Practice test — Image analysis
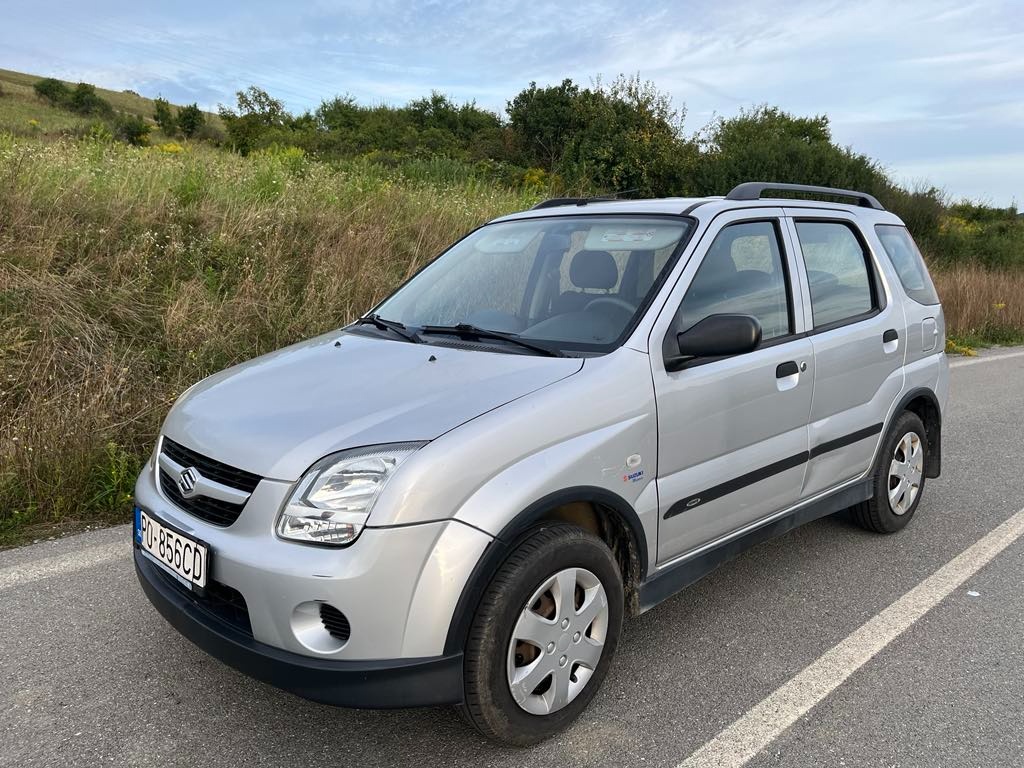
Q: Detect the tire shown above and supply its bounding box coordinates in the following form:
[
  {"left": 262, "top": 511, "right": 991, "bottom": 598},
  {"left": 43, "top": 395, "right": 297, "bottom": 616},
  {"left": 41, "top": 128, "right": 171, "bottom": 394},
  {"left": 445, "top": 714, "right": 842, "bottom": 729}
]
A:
[
  {"left": 458, "top": 524, "right": 624, "bottom": 746},
  {"left": 852, "top": 410, "right": 928, "bottom": 533}
]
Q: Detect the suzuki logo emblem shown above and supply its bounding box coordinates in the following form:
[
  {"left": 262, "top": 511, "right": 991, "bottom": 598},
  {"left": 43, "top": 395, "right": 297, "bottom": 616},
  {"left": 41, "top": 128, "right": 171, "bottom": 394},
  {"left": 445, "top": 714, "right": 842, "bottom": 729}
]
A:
[{"left": 177, "top": 467, "right": 199, "bottom": 497}]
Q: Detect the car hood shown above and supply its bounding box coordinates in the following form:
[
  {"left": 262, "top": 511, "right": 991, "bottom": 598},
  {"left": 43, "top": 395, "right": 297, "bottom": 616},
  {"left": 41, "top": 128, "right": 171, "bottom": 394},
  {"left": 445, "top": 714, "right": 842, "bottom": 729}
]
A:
[{"left": 161, "top": 331, "right": 584, "bottom": 480}]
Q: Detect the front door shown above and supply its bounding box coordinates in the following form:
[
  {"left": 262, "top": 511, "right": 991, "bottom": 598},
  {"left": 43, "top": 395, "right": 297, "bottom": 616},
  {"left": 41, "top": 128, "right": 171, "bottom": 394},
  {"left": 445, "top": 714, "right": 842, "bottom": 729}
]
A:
[{"left": 651, "top": 211, "right": 813, "bottom": 563}]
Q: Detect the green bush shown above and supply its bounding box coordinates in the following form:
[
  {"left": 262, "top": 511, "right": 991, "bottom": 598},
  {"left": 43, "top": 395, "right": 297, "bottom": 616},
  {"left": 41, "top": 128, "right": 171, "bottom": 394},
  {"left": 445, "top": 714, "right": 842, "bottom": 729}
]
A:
[
  {"left": 66, "top": 83, "right": 114, "bottom": 117},
  {"left": 177, "top": 103, "right": 205, "bottom": 137},
  {"left": 33, "top": 77, "right": 70, "bottom": 106},
  {"left": 112, "top": 113, "right": 151, "bottom": 146},
  {"left": 926, "top": 203, "right": 1024, "bottom": 269}
]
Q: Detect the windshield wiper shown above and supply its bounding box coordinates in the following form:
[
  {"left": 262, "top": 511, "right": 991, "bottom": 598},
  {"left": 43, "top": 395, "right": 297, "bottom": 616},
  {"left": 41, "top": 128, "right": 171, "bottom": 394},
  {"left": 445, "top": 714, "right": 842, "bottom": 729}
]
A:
[
  {"left": 353, "top": 313, "right": 422, "bottom": 344},
  {"left": 418, "top": 323, "right": 566, "bottom": 357}
]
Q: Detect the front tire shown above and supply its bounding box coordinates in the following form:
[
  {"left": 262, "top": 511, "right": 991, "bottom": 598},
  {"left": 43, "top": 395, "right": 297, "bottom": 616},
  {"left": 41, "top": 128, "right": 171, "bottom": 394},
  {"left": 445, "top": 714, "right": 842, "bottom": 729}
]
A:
[
  {"left": 853, "top": 410, "right": 928, "bottom": 533},
  {"left": 459, "top": 524, "right": 624, "bottom": 746}
]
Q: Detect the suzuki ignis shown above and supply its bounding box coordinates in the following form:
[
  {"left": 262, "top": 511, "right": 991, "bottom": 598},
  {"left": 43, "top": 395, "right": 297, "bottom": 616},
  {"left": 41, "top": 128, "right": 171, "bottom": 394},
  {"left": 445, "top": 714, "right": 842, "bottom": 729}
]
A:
[{"left": 134, "top": 182, "right": 948, "bottom": 745}]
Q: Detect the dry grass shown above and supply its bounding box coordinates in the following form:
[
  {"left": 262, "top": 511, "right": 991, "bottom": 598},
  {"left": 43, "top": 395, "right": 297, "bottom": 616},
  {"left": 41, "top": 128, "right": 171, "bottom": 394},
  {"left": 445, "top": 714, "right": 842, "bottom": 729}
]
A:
[
  {"left": 0, "top": 135, "right": 538, "bottom": 545},
  {"left": 931, "top": 266, "right": 1024, "bottom": 346}
]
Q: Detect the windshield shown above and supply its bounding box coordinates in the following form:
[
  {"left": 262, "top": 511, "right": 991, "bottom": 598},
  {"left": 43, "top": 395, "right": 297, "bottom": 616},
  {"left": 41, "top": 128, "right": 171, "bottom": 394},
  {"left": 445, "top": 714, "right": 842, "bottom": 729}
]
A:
[{"left": 372, "top": 215, "right": 692, "bottom": 354}]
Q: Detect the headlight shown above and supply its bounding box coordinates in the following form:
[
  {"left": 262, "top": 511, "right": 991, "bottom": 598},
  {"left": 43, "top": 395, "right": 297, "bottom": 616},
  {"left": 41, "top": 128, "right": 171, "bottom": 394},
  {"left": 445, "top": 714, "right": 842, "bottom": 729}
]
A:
[{"left": 277, "top": 443, "right": 424, "bottom": 546}]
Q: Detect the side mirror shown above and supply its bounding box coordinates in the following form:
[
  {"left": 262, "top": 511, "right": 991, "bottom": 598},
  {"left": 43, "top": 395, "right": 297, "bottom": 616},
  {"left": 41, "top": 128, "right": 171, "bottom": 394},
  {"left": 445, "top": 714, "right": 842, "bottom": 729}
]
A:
[{"left": 666, "top": 314, "right": 762, "bottom": 371}]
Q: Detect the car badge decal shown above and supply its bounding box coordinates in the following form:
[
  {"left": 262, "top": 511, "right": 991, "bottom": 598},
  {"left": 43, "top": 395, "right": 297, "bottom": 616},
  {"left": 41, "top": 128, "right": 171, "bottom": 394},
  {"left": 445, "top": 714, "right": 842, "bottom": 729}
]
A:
[{"left": 177, "top": 467, "right": 198, "bottom": 497}]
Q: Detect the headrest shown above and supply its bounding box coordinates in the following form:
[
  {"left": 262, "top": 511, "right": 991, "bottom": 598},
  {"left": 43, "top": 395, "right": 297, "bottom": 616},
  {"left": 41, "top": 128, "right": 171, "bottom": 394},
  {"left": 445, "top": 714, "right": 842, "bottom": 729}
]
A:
[
  {"left": 700, "top": 244, "right": 738, "bottom": 284},
  {"left": 569, "top": 250, "right": 618, "bottom": 290}
]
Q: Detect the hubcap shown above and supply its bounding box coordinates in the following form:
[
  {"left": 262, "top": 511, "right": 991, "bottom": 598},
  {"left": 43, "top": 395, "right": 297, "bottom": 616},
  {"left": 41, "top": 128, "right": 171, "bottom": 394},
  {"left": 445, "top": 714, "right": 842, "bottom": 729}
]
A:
[
  {"left": 506, "top": 567, "right": 609, "bottom": 715},
  {"left": 888, "top": 431, "right": 923, "bottom": 515}
]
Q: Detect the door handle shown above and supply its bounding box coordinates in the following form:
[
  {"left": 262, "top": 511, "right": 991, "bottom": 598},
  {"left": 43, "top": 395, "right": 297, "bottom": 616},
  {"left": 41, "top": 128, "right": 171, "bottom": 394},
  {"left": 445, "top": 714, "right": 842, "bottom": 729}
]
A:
[
  {"left": 882, "top": 329, "right": 899, "bottom": 343},
  {"left": 776, "top": 361, "right": 799, "bottom": 378}
]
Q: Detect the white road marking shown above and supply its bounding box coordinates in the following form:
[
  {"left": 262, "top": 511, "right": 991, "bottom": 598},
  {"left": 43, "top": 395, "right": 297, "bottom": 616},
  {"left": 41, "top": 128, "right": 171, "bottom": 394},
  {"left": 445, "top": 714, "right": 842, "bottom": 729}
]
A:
[
  {"left": 677, "top": 505, "right": 1024, "bottom": 768},
  {"left": 0, "top": 541, "right": 126, "bottom": 591},
  {"left": 950, "top": 349, "right": 1024, "bottom": 368}
]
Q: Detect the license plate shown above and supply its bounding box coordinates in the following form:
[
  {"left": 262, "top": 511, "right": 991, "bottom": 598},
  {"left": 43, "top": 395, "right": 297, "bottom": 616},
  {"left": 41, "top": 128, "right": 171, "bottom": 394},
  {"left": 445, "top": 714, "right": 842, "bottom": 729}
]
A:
[{"left": 134, "top": 507, "right": 208, "bottom": 588}]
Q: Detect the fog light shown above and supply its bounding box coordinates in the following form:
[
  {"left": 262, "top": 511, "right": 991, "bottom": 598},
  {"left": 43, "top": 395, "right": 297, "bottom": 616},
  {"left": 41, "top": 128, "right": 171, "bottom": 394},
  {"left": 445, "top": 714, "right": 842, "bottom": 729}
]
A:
[{"left": 291, "top": 601, "right": 350, "bottom": 652}]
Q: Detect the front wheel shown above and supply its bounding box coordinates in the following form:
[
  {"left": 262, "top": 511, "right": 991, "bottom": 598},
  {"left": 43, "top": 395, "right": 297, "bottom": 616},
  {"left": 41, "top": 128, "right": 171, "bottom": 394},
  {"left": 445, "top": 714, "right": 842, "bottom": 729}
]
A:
[{"left": 459, "top": 524, "right": 624, "bottom": 746}]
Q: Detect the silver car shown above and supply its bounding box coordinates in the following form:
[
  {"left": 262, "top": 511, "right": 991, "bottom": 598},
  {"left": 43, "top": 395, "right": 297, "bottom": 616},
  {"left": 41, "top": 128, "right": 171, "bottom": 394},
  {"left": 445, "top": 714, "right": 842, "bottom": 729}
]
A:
[{"left": 133, "top": 182, "right": 948, "bottom": 745}]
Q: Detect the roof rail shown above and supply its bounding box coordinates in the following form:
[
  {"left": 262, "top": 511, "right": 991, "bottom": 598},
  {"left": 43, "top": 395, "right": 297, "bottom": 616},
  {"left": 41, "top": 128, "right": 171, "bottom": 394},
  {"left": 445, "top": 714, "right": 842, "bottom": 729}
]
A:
[
  {"left": 725, "top": 182, "right": 885, "bottom": 211},
  {"left": 531, "top": 196, "right": 616, "bottom": 210}
]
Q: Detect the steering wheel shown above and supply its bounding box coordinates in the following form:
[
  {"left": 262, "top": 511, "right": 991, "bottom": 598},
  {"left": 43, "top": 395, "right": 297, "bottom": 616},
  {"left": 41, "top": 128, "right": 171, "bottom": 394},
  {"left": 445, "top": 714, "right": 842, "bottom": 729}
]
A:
[{"left": 584, "top": 296, "right": 636, "bottom": 314}]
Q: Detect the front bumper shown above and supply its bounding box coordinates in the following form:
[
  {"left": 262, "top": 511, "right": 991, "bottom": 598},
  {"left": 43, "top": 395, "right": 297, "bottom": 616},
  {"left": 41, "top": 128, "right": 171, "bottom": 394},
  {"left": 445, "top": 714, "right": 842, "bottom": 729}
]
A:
[
  {"left": 135, "top": 549, "right": 464, "bottom": 707},
  {"left": 133, "top": 455, "right": 492, "bottom": 661}
]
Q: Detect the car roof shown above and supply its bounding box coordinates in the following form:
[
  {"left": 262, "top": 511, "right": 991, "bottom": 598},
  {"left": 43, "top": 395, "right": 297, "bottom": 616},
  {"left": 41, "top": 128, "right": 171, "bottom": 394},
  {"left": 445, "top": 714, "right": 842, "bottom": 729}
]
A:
[{"left": 491, "top": 196, "right": 905, "bottom": 226}]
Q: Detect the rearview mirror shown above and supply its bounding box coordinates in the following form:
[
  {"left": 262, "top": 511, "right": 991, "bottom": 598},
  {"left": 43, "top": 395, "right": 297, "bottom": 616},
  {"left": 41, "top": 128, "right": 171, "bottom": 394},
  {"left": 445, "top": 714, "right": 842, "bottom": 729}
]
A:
[{"left": 666, "top": 314, "right": 762, "bottom": 371}]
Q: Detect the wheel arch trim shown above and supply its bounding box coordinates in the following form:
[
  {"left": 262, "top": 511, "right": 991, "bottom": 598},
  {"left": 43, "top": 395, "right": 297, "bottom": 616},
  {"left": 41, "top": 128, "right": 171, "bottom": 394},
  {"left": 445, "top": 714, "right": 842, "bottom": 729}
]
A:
[
  {"left": 887, "top": 386, "right": 942, "bottom": 478},
  {"left": 442, "top": 486, "right": 647, "bottom": 656}
]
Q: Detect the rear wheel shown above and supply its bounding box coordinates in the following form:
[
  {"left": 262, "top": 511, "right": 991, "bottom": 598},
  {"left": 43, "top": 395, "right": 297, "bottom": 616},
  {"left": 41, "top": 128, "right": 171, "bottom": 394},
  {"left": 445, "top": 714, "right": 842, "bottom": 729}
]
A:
[
  {"left": 459, "top": 524, "right": 623, "bottom": 746},
  {"left": 852, "top": 410, "right": 927, "bottom": 533}
]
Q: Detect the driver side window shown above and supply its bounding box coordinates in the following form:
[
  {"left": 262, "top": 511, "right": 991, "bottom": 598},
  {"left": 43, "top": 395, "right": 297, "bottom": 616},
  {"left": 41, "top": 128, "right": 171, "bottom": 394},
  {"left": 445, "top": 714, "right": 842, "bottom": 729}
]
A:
[{"left": 673, "top": 220, "right": 792, "bottom": 341}]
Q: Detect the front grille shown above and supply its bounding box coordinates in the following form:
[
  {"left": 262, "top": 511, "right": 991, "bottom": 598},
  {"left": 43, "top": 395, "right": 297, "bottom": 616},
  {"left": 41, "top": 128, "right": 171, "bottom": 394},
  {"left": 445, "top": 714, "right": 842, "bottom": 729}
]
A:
[
  {"left": 159, "top": 437, "right": 262, "bottom": 527},
  {"left": 162, "top": 438, "right": 261, "bottom": 493},
  {"left": 319, "top": 603, "right": 351, "bottom": 643},
  {"left": 159, "top": 470, "right": 246, "bottom": 526},
  {"left": 151, "top": 563, "right": 252, "bottom": 636}
]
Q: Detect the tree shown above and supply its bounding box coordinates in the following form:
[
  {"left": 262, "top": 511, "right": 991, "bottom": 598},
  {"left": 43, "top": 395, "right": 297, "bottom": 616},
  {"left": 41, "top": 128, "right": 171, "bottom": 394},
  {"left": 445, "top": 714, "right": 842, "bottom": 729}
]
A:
[
  {"left": 508, "top": 75, "right": 693, "bottom": 196},
  {"left": 315, "top": 95, "right": 361, "bottom": 133},
  {"left": 218, "top": 86, "right": 290, "bottom": 154},
  {"left": 176, "top": 103, "right": 205, "bottom": 138},
  {"left": 507, "top": 79, "right": 581, "bottom": 170},
  {"left": 407, "top": 92, "right": 503, "bottom": 159},
  {"left": 693, "top": 106, "right": 887, "bottom": 197},
  {"left": 234, "top": 86, "right": 287, "bottom": 124},
  {"left": 153, "top": 97, "right": 176, "bottom": 135},
  {"left": 558, "top": 75, "right": 692, "bottom": 196}
]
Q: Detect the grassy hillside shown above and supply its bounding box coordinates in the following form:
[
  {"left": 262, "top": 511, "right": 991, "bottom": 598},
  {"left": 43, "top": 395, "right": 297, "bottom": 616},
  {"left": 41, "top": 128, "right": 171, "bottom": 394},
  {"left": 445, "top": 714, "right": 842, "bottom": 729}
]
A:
[
  {"left": 0, "top": 68, "right": 165, "bottom": 114},
  {"left": 0, "top": 68, "right": 221, "bottom": 139}
]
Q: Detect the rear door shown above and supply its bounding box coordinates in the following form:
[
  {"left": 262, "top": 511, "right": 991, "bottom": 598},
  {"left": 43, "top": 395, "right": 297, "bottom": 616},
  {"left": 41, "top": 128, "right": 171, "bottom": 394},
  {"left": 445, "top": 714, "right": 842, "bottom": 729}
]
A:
[
  {"left": 783, "top": 211, "right": 905, "bottom": 498},
  {"left": 651, "top": 210, "right": 814, "bottom": 563}
]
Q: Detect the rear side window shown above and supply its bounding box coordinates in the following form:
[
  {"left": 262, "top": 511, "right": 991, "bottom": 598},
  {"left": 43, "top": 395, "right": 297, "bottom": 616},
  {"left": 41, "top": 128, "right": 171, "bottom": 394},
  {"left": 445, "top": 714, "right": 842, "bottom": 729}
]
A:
[
  {"left": 795, "top": 221, "right": 876, "bottom": 328},
  {"left": 674, "top": 220, "right": 792, "bottom": 340},
  {"left": 875, "top": 225, "right": 940, "bottom": 305}
]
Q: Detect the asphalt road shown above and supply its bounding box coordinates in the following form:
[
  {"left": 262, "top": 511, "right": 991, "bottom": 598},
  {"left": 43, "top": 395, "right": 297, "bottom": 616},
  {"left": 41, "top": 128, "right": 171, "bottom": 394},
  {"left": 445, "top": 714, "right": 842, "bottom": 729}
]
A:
[{"left": 2, "top": 349, "right": 1023, "bottom": 768}]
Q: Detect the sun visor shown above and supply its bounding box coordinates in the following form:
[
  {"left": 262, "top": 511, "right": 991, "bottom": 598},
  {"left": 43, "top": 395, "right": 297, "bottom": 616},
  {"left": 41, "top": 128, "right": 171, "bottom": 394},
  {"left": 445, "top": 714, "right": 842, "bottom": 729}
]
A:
[
  {"left": 583, "top": 223, "right": 686, "bottom": 251},
  {"left": 475, "top": 223, "right": 547, "bottom": 253}
]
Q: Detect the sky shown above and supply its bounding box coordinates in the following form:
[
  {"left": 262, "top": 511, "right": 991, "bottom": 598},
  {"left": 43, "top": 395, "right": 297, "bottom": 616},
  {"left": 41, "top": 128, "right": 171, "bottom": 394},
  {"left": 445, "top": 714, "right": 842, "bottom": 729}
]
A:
[{"left": 2, "top": 0, "right": 1021, "bottom": 206}]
